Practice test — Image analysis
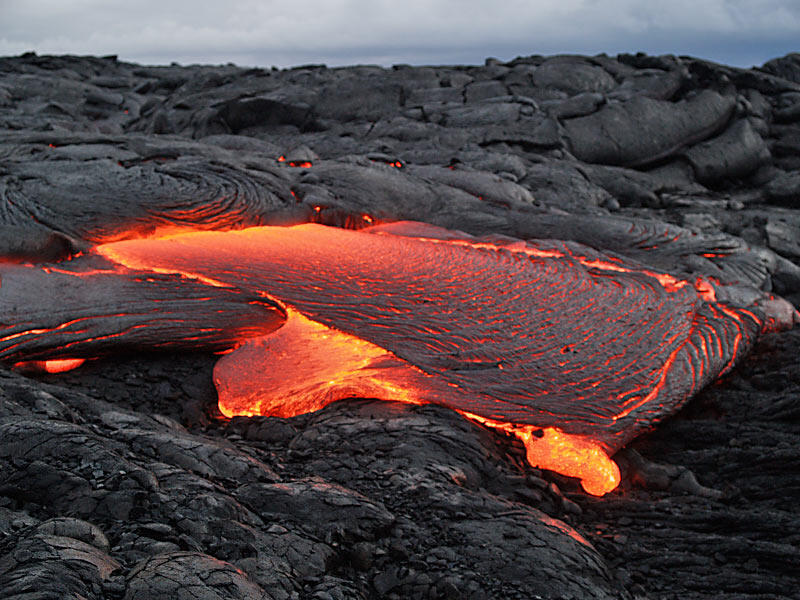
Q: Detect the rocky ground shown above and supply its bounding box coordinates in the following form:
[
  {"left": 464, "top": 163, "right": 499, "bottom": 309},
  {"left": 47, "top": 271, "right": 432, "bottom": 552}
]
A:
[{"left": 1, "top": 51, "right": 799, "bottom": 599}]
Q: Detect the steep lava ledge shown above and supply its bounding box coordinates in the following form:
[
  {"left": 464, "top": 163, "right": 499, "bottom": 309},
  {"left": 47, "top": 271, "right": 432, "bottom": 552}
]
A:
[{"left": 1, "top": 222, "right": 795, "bottom": 495}]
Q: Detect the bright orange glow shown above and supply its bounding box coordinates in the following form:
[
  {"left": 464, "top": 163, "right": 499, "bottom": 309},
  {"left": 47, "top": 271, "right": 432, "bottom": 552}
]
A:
[
  {"left": 42, "top": 358, "right": 86, "bottom": 373},
  {"left": 288, "top": 161, "right": 312, "bottom": 168},
  {"left": 15, "top": 358, "right": 86, "bottom": 373},
  {"left": 694, "top": 277, "right": 717, "bottom": 302},
  {"left": 213, "top": 303, "right": 621, "bottom": 493},
  {"left": 213, "top": 309, "right": 622, "bottom": 495},
  {"left": 579, "top": 258, "right": 690, "bottom": 293},
  {"left": 88, "top": 223, "right": 748, "bottom": 495},
  {"left": 215, "top": 308, "right": 427, "bottom": 417},
  {"left": 459, "top": 411, "right": 620, "bottom": 496},
  {"left": 56, "top": 222, "right": 790, "bottom": 497}
]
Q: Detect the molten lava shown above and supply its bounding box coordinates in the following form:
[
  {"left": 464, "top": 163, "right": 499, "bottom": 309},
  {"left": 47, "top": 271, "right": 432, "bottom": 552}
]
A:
[
  {"left": 214, "top": 307, "right": 428, "bottom": 417},
  {"left": 212, "top": 308, "right": 621, "bottom": 495},
  {"left": 2, "top": 222, "right": 794, "bottom": 495},
  {"left": 458, "top": 412, "right": 621, "bottom": 496},
  {"left": 14, "top": 358, "right": 87, "bottom": 373}
]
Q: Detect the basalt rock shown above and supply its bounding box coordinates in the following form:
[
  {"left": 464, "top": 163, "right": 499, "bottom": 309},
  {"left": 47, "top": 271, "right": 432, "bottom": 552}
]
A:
[
  {"left": 683, "top": 119, "right": 771, "bottom": 184},
  {"left": 563, "top": 90, "right": 736, "bottom": 167},
  {"left": 531, "top": 56, "right": 618, "bottom": 96},
  {"left": 761, "top": 52, "right": 800, "bottom": 85}
]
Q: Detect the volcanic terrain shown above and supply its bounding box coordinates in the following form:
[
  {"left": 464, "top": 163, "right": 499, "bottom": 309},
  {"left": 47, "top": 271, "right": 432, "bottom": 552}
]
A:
[{"left": 1, "top": 51, "right": 799, "bottom": 599}]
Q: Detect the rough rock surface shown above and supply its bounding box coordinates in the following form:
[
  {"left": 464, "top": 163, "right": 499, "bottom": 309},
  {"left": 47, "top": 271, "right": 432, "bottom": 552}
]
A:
[{"left": 1, "top": 50, "right": 800, "bottom": 599}]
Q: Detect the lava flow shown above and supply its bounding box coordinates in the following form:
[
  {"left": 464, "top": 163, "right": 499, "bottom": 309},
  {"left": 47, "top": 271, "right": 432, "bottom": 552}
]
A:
[
  {"left": 2, "top": 222, "right": 795, "bottom": 495},
  {"left": 211, "top": 307, "right": 622, "bottom": 495}
]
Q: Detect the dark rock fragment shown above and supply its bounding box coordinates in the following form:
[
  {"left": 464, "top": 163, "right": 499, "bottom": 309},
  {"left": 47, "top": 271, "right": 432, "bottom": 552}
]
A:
[
  {"left": 406, "top": 86, "right": 463, "bottom": 105},
  {"left": 0, "top": 136, "right": 297, "bottom": 241},
  {"left": 85, "top": 88, "right": 124, "bottom": 108},
  {"left": 775, "top": 99, "right": 800, "bottom": 123},
  {"left": 532, "top": 57, "right": 617, "bottom": 96},
  {"left": 520, "top": 160, "right": 615, "bottom": 209},
  {"left": 214, "top": 97, "right": 316, "bottom": 133},
  {"left": 287, "top": 400, "right": 622, "bottom": 599},
  {"left": 0, "top": 225, "right": 81, "bottom": 262},
  {"left": 766, "top": 218, "right": 800, "bottom": 260},
  {"left": 282, "top": 143, "right": 318, "bottom": 165},
  {"left": 236, "top": 479, "right": 394, "bottom": 542},
  {"left": 464, "top": 79, "right": 507, "bottom": 102},
  {"left": 481, "top": 114, "right": 561, "bottom": 148},
  {"left": 609, "top": 67, "right": 686, "bottom": 101},
  {"left": 577, "top": 164, "right": 660, "bottom": 207},
  {"left": 563, "top": 90, "right": 736, "bottom": 166},
  {"left": 406, "top": 164, "right": 536, "bottom": 207},
  {"left": 765, "top": 170, "right": 800, "bottom": 206},
  {"left": 124, "top": 552, "right": 269, "bottom": 600},
  {"left": 682, "top": 119, "right": 771, "bottom": 183},
  {"left": 771, "top": 124, "right": 800, "bottom": 157},
  {"left": 315, "top": 78, "right": 403, "bottom": 122},
  {"left": 34, "top": 517, "right": 110, "bottom": 551},
  {"left": 543, "top": 91, "right": 605, "bottom": 119},
  {"left": 0, "top": 263, "right": 285, "bottom": 362},
  {"left": 0, "top": 531, "right": 120, "bottom": 600},
  {"left": 761, "top": 52, "right": 800, "bottom": 84},
  {"left": 439, "top": 101, "right": 527, "bottom": 127}
]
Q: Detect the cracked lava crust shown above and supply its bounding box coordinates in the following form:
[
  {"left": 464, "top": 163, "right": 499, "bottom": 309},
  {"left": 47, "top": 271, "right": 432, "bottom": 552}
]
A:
[{"left": 1, "top": 221, "right": 796, "bottom": 495}]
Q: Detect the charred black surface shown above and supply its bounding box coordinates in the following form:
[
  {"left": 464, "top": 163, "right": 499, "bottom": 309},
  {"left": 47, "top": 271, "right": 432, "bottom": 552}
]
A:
[
  {"left": 1, "top": 51, "right": 800, "bottom": 599},
  {"left": 0, "top": 258, "right": 286, "bottom": 362}
]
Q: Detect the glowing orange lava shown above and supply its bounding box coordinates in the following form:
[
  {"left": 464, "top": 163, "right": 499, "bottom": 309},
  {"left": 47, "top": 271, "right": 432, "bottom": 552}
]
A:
[
  {"left": 214, "top": 308, "right": 427, "bottom": 417},
  {"left": 15, "top": 358, "right": 86, "bottom": 373},
  {"left": 11, "top": 221, "right": 787, "bottom": 497},
  {"left": 42, "top": 358, "right": 86, "bottom": 373},
  {"left": 459, "top": 411, "right": 620, "bottom": 495},
  {"left": 94, "top": 224, "right": 679, "bottom": 495},
  {"left": 213, "top": 309, "right": 619, "bottom": 495}
]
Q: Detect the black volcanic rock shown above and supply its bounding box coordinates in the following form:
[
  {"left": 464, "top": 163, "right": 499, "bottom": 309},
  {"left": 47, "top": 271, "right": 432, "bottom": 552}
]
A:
[
  {"left": 1, "top": 50, "right": 799, "bottom": 599},
  {"left": 765, "top": 169, "right": 800, "bottom": 206},
  {"left": 762, "top": 52, "right": 800, "bottom": 84},
  {"left": 563, "top": 90, "right": 736, "bottom": 167},
  {"left": 683, "top": 118, "right": 771, "bottom": 183},
  {"left": 531, "top": 56, "right": 618, "bottom": 95}
]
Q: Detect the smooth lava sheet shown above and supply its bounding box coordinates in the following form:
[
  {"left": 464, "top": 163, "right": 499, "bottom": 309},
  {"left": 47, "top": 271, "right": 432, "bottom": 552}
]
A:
[{"left": 3, "top": 222, "right": 796, "bottom": 494}]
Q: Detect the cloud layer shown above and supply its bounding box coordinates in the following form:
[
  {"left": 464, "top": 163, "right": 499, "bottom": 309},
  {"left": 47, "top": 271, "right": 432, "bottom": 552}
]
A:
[{"left": 1, "top": 0, "right": 798, "bottom": 68}]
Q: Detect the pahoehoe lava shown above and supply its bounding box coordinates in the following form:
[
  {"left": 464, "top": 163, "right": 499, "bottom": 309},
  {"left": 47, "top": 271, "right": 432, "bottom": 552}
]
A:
[{"left": 1, "top": 220, "right": 795, "bottom": 494}]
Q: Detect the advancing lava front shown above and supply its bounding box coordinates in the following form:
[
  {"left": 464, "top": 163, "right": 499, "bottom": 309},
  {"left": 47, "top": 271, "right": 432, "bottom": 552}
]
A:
[{"left": 1, "top": 221, "right": 794, "bottom": 495}]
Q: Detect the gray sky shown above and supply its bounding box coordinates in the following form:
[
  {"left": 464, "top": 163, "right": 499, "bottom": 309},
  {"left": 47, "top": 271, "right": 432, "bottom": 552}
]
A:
[{"left": 1, "top": 0, "right": 798, "bottom": 69}]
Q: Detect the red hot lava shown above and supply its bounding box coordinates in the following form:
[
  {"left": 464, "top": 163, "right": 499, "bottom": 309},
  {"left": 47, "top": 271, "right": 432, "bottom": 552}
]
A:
[{"left": 2, "top": 223, "right": 796, "bottom": 495}]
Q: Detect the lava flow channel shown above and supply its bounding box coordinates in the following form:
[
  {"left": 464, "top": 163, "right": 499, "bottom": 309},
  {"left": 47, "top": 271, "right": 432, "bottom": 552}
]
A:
[{"left": 2, "top": 222, "right": 794, "bottom": 495}]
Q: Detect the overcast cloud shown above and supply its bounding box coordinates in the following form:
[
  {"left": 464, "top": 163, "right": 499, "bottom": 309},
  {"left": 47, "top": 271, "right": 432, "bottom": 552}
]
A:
[{"left": 1, "top": 0, "right": 798, "bottom": 69}]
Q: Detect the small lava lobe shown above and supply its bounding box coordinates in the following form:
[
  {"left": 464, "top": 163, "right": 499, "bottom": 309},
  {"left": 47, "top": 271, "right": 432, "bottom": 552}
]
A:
[{"left": 1, "top": 221, "right": 796, "bottom": 495}]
